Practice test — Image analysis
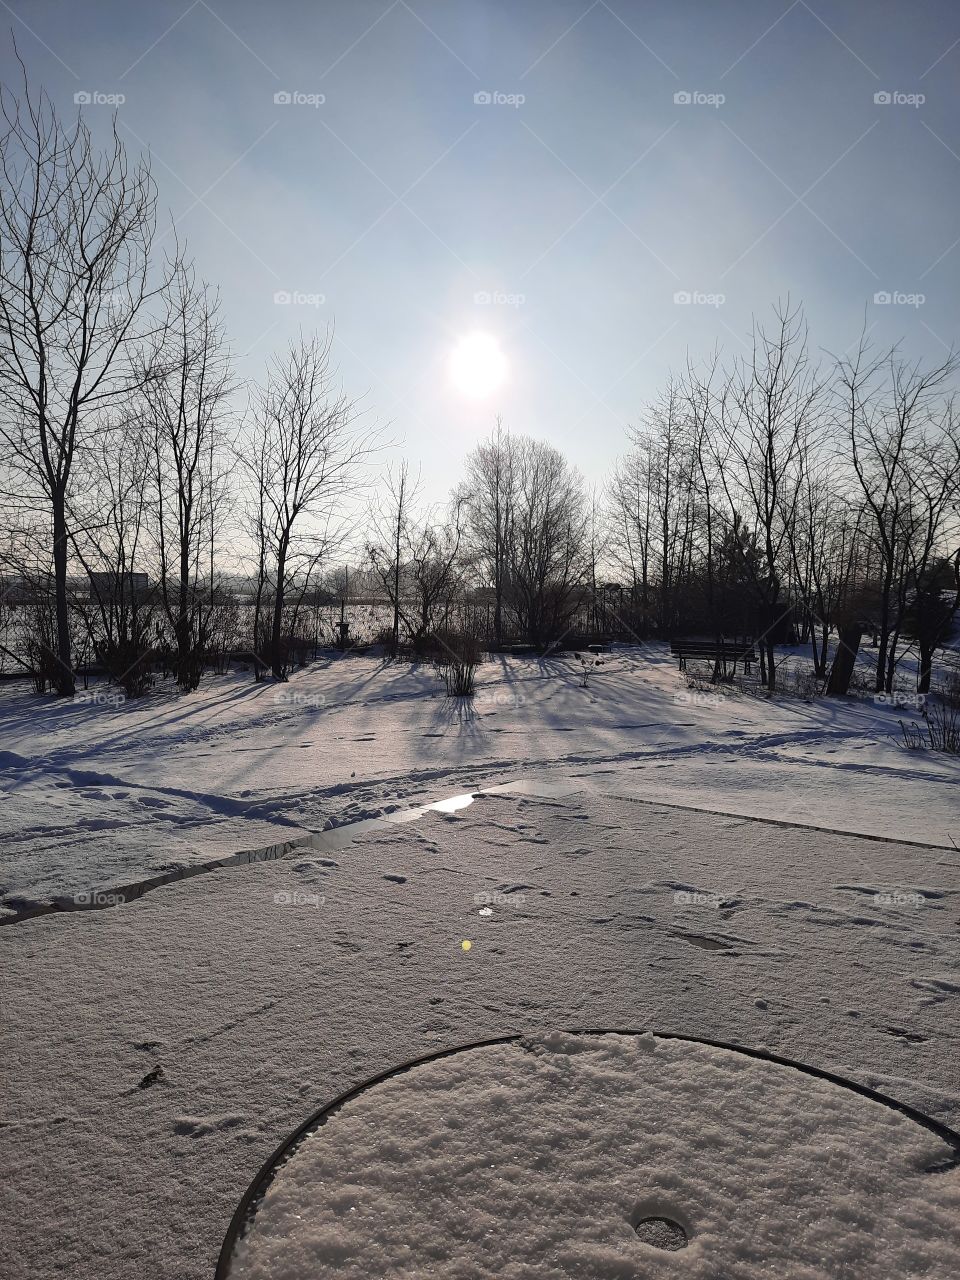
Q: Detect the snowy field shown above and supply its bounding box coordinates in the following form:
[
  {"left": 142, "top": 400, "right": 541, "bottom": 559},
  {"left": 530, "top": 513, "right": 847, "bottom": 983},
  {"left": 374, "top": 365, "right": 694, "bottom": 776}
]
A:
[
  {"left": 1, "top": 644, "right": 957, "bottom": 915},
  {"left": 2, "top": 644, "right": 959, "bottom": 1278}
]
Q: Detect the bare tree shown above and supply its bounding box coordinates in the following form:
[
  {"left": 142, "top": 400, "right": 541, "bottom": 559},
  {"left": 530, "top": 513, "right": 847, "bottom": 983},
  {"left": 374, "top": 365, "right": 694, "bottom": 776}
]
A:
[
  {"left": 367, "top": 460, "right": 418, "bottom": 655},
  {"left": 0, "top": 66, "right": 162, "bottom": 694},
  {"left": 835, "top": 336, "right": 958, "bottom": 691},
  {"left": 505, "top": 436, "right": 589, "bottom": 646},
  {"left": 69, "top": 424, "right": 156, "bottom": 696},
  {"left": 460, "top": 418, "right": 514, "bottom": 645},
  {"left": 406, "top": 500, "right": 464, "bottom": 647},
  {"left": 141, "top": 258, "right": 233, "bottom": 689},
  {"left": 607, "top": 431, "right": 654, "bottom": 630},
  {"left": 243, "top": 332, "right": 377, "bottom": 680},
  {"left": 714, "top": 303, "right": 823, "bottom": 688}
]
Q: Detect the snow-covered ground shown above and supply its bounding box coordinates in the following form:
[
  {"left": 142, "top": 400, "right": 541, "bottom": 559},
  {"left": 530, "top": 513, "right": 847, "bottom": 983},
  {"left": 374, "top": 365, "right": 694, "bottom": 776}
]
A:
[
  {"left": 1, "top": 645, "right": 956, "bottom": 915},
  {"left": 2, "top": 645, "right": 959, "bottom": 1278},
  {"left": 231, "top": 1033, "right": 960, "bottom": 1280}
]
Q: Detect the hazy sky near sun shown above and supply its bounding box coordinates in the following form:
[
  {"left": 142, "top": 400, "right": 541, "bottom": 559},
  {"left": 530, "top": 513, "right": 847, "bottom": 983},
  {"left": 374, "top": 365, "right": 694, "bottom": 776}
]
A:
[{"left": 2, "top": 0, "right": 959, "bottom": 501}]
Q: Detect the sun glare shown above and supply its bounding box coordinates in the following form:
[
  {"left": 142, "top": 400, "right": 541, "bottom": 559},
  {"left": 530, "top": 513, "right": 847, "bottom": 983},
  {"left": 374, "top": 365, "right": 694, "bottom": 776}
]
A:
[{"left": 448, "top": 332, "right": 508, "bottom": 399}]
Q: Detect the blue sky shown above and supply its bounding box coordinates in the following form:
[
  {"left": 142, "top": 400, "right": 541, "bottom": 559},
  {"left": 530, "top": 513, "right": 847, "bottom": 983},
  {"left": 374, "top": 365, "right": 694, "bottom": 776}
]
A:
[{"left": 2, "top": 0, "right": 959, "bottom": 499}]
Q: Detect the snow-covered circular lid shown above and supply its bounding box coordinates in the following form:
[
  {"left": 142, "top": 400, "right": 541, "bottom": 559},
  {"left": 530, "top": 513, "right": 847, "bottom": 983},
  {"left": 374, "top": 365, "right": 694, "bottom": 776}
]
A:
[{"left": 222, "top": 1032, "right": 960, "bottom": 1279}]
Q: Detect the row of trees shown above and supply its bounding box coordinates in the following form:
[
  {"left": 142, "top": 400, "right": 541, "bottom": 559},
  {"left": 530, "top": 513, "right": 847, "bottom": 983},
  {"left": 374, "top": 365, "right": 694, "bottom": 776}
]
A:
[
  {"left": 0, "top": 76, "right": 957, "bottom": 700},
  {"left": 606, "top": 306, "right": 960, "bottom": 693},
  {"left": 0, "top": 78, "right": 378, "bottom": 693},
  {"left": 366, "top": 423, "right": 590, "bottom": 655}
]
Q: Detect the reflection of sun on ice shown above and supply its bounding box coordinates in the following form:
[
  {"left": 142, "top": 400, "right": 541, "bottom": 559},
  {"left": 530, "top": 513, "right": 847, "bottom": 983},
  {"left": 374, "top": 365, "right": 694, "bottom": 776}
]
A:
[{"left": 448, "top": 332, "right": 508, "bottom": 398}]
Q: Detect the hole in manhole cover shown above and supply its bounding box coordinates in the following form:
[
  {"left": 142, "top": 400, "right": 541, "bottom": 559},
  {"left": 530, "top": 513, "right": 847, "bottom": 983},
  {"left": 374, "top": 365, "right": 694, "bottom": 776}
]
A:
[{"left": 633, "top": 1216, "right": 688, "bottom": 1250}]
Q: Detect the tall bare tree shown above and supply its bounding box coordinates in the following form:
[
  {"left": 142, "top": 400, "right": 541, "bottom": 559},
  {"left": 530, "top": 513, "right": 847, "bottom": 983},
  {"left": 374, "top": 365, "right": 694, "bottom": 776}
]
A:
[
  {"left": 142, "top": 258, "right": 232, "bottom": 689},
  {"left": 0, "top": 68, "right": 161, "bottom": 694},
  {"left": 460, "top": 418, "right": 514, "bottom": 645},
  {"left": 714, "top": 303, "right": 823, "bottom": 688},
  {"left": 835, "top": 336, "right": 958, "bottom": 691},
  {"left": 243, "top": 332, "right": 377, "bottom": 679},
  {"left": 505, "top": 436, "right": 589, "bottom": 646},
  {"left": 367, "top": 460, "right": 418, "bottom": 655}
]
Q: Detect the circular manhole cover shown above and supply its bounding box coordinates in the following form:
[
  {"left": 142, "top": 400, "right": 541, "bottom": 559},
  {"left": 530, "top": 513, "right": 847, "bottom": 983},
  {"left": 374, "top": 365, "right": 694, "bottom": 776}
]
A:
[{"left": 221, "top": 1032, "right": 960, "bottom": 1279}]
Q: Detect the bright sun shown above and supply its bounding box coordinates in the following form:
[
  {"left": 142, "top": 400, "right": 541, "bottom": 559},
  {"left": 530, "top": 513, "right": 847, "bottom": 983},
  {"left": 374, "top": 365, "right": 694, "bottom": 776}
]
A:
[{"left": 448, "top": 332, "right": 508, "bottom": 399}]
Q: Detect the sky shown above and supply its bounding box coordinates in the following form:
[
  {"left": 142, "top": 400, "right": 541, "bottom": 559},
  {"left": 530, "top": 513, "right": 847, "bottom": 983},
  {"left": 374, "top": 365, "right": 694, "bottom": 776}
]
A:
[{"left": 1, "top": 0, "right": 959, "bottom": 502}]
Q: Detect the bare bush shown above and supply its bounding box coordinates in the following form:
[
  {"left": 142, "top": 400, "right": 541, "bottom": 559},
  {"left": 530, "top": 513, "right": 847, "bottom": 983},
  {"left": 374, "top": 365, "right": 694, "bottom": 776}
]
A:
[
  {"left": 438, "top": 630, "right": 482, "bottom": 697},
  {"left": 899, "top": 695, "right": 960, "bottom": 754}
]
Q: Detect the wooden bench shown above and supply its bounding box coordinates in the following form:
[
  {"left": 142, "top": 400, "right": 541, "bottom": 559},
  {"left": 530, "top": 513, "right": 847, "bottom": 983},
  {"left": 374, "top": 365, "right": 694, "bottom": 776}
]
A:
[{"left": 669, "top": 638, "right": 758, "bottom": 674}]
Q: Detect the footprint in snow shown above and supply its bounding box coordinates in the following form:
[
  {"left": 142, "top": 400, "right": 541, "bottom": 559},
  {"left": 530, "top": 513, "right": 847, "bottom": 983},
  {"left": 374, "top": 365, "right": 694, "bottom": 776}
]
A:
[
  {"left": 674, "top": 932, "right": 735, "bottom": 953},
  {"left": 173, "top": 1114, "right": 245, "bottom": 1138}
]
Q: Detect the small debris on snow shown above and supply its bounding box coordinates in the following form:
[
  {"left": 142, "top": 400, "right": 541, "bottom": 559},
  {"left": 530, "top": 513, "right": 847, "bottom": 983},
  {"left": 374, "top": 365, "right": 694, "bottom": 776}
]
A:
[{"left": 136, "top": 1064, "right": 166, "bottom": 1090}]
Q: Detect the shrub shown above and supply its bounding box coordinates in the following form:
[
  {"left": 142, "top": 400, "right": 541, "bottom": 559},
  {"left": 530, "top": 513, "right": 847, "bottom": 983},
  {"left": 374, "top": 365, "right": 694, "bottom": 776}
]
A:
[
  {"left": 899, "top": 694, "right": 960, "bottom": 754},
  {"left": 436, "top": 629, "right": 482, "bottom": 698}
]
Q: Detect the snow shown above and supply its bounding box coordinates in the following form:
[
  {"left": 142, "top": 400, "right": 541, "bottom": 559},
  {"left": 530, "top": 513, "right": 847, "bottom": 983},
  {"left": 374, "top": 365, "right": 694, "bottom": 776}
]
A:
[
  {"left": 1, "top": 645, "right": 956, "bottom": 916},
  {"left": 228, "top": 1032, "right": 960, "bottom": 1280},
  {"left": 2, "top": 644, "right": 959, "bottom": 1278}
]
